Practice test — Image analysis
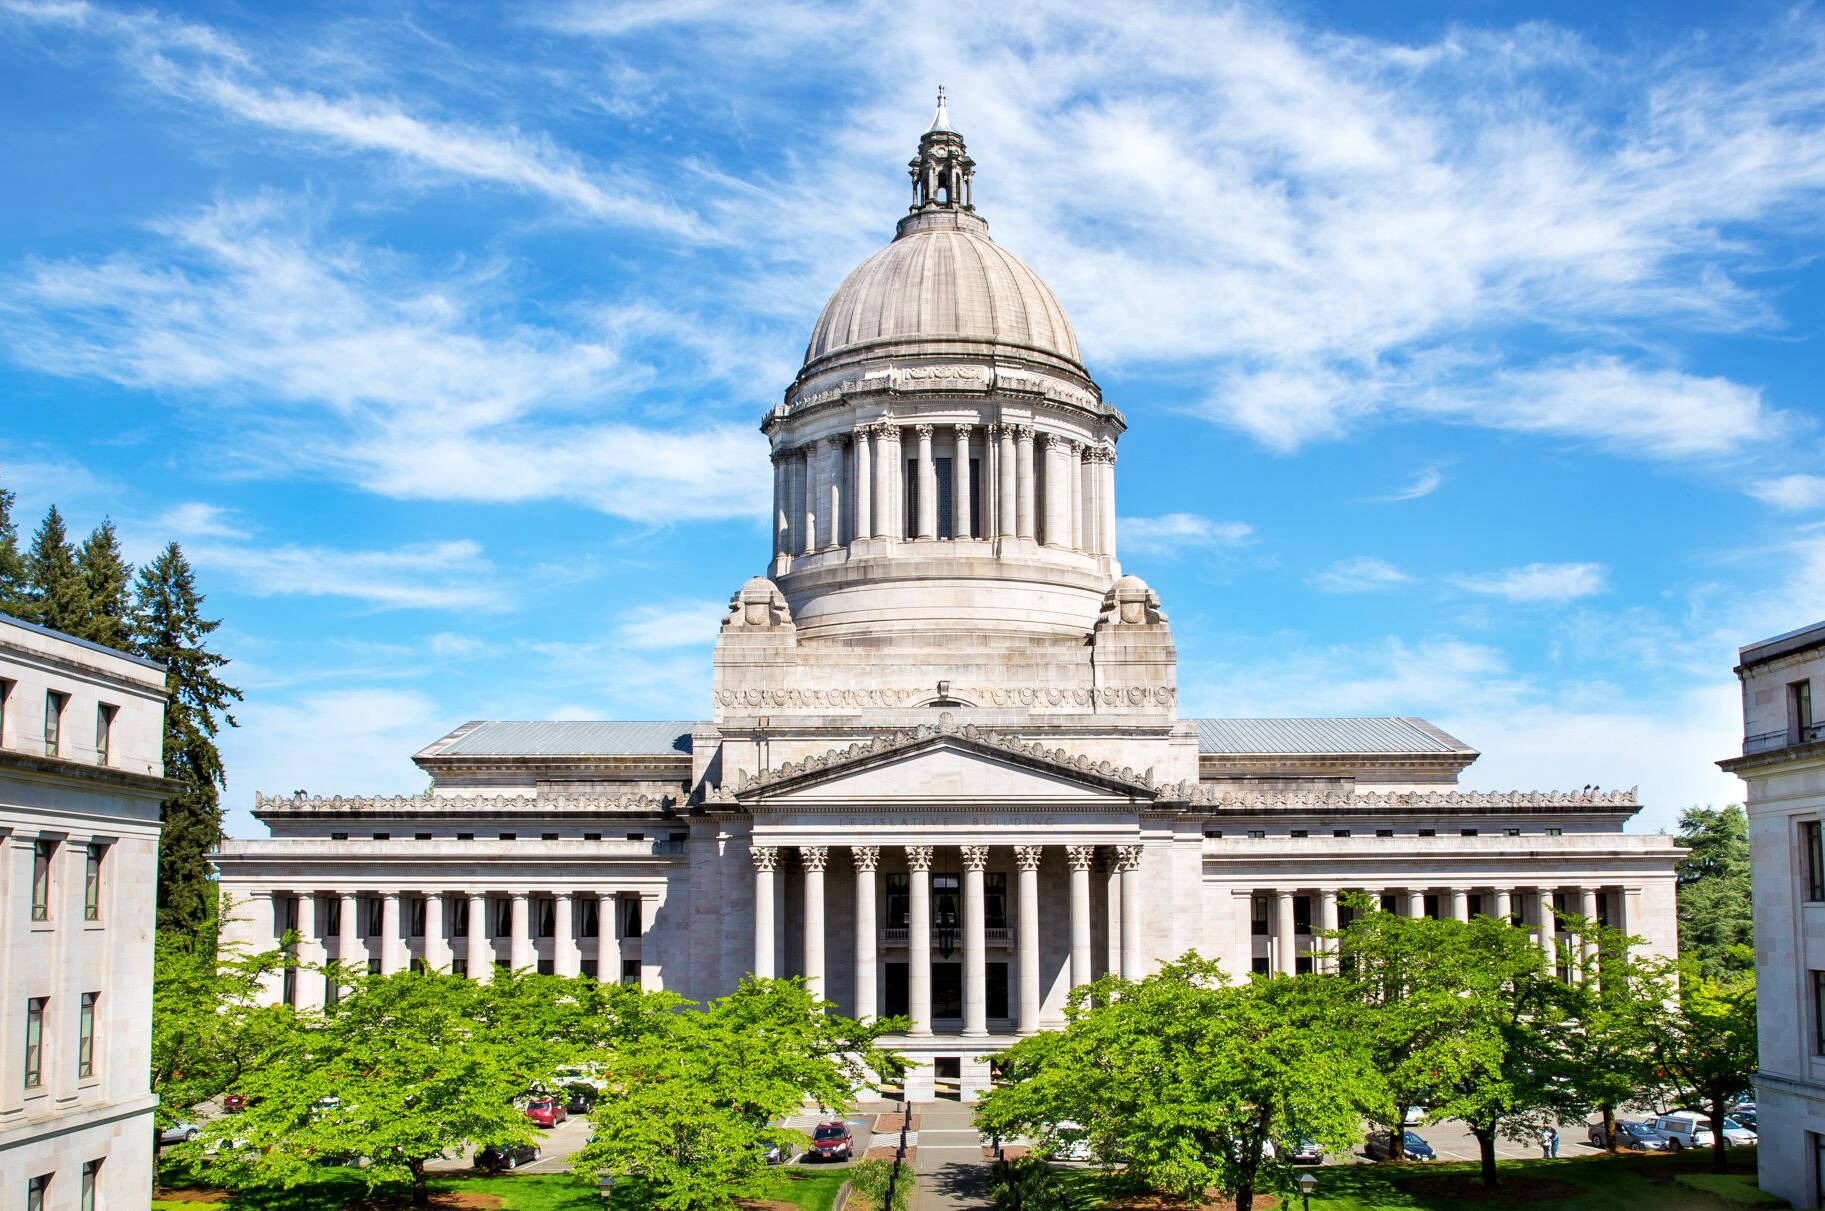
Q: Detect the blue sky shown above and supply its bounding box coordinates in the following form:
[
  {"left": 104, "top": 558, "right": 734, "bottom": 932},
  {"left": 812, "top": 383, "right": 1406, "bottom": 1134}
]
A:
[{"left": 3, "top": 0, "right": 1822, "bottom": 838}]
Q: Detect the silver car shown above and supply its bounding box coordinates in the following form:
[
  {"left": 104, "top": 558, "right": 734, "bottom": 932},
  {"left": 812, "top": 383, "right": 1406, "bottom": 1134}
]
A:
[{"left": 158, "top": 1122, "right": 200, "bottom": 1145}]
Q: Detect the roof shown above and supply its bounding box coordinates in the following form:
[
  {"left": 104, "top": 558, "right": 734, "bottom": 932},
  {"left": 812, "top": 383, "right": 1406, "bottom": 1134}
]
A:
[
  {"left": 0, "top": 611, "right": 166, "bottom": 673},
  {"left": 1738, "top": 620, "right": 1825, "bottom": 669},
  {"left": 430, "top": 721, "right": 696, "bottom": 759},
  {"left": 1192, "top": 717, "right": 1474, "bottom": 756}
]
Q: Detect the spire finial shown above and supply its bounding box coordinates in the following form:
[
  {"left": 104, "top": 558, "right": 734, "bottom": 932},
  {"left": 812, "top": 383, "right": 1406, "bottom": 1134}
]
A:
[
  {"left": 929, "top": 85, "right": 954, "bottom": 134},
  {"left": 910, "top": 92, "right": 973, "bottom": 213}
]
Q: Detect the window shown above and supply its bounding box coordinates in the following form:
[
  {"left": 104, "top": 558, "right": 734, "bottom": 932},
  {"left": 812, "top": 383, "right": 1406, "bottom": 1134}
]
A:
[
  {"left": 1805, "top": 821, "right": 1825, "bottom": 903},
  {"left": 324, "top": 896, "right": 341, "bottom": 934},
  {"left": 1203, "top": 830, "right": 1223, "bottom": 839},
  {"left": 1460, "top": 828, "right": 1478, "bottom": 837},
  {"left": 457, "top": 832, "right": 474, "bottom": 841},
  {"left": 885, "top": 874, "right": 910, "bottom": 929},
  {"left": 94, "top": 703, "right": 116, "bottom": 766},
  {"left": 1546, "top": 827, "right": 1564, "bottom": 837},
  {"left": 364, "top": 897, "right": 383, "bottom": 937},
  {"left": 583, "top": 832, "right": 602, "bottom": 842},
  {"left": 1290, "top": 829, "right": 1308, "bottom": 838},
  {"left": 44, "top": 689, "right": 67, "bottom": 755},
  {"left": 371, "top": 832, "right": 390, "bottom": 841},
  {"left": 620, "top": 958, "right": 640, "bottom": 986},
  {"left": 451, "top": 958, "right": 468, "bottom": 978},
  {"left": 32, "top": 840, "right": 54, "bottom": 921},
  {"left": 282, "top": 966, "right": 297, "bottom": 1007},
  {"left": 1251, "top": 895, "right": 1269, "bottom": 936},
  {"left": 1292, "top": 895, "right": 1312, "bottom": 932},
  {"left": 28, "top": 1175, "right": 49, "bottom": 1211},
  {"left": 25, "top": 997, "right": 47, "bottom": 1088},
  {"left": 499, "top": 832, "right": 517, "bottom": 841},
  {"left": 622, "top": 898, "right": 643, "bottom": 938},
  {"left": 535, "top": 897, "right": 556, "bottom": 939},
  {"left": 1503, "top": 827, "right": 1521, "bottom": 837},
  {"left": 1417, "top": 828, "right": 1436, "bottom": 838},
  {"left": 984, "top": 873, "right": 1008, "bottom": 930},
  {"left": 1423, "top": 894, "right": 1440, "bottom": 920},
  {"left": 494, "top": 898, "right": 512, "bottom": 938},
  {"left": 278, "top": 895, "right": 298, "bottom": 933},
  {"left": 409, "top": 897, "right": 427, "bottom": 938},
  {"left": 1794, "top": 678, "right": 1816, "bottom": 743},
  {"left": 414, "top": 832, "right": 431, "bottom": 841},
  {"left": 579, "top": 898, "right": 600, "bottom": 938},
  {"left": 986, "top": 961, "right": 1009, "bottom": 1018},
  {"left": 1333, "top": 829, "right": 1351, "bottom": 838},
  {"left": 450, "top": 897, "right": 469, "bottom": 937},
  {"left": 536, "top": 959, "right": 554, "bottom": 975},
  {"left": 1816, "top": 971, "right": 1825, "bottom": 1057},
  {"left": 1375, "top": 828, "right": 1393, "bottom": 838},
  {"left": 0, "top": 678, "right": 11, "bottom": 744},
  {"left": 625, "top": 832, "right": 645, "bottom": 842},
  {"left": 579, "top": 959, "right": 596, "bottom": 979},
  {"left": 330, "top": 832, "right": 348, "bottom": 841},
  {"left": 77, "top": 991, "right": 97, "bottom": 1077},
  {"left": 82, "top": 1160, "right": 101, "bottom": 1211},
  {"left": 541, "top": 832, "right": 559, "bottom": 841},
  {"left": 84, "top": 844, "right": 104, "bottom": 921},
  {"left": 1246, "top": 829, "right": 1266, "bottom": 840},
  {"left": 325, "top": 975, "right": 340, "bottom": 1007},
  {"left": 367, "top": 957, "right": 382, "bottom": 976}
]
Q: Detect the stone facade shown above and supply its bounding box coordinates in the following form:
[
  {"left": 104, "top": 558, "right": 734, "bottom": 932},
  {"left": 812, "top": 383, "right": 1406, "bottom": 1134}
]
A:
[
  {"left": 215, "top": 100, "right": 1682, "bottom": 1104},
  {"left": 0, "top": 614, "right": 169, "bottom": 1209},
  {"left": 1721, "top": 620, "right": 1825, "bottom": 1208}
]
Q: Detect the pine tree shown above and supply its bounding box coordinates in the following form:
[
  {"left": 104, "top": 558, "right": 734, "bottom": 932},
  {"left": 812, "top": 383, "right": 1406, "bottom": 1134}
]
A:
[
  {"left": 134, "top": 543, "right": 243, "bottom": 933},
  {"left": 24, "top": 505, "right": 89, "bottom": 634},
  {"left": 0, "top": 474, "right": 26, "bottom": 617},
  {"left": 74, "top": 518, "right": 135, "bottom": 651}
]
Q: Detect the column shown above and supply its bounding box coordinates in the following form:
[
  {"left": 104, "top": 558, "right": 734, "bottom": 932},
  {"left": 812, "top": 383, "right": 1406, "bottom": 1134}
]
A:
[
  {"left": 801, "top": 847, "right": 828, "bottom": 998},
  {"left": 1273, "top": 889, "right": 1296, "bottom": 975},
  {"left": 1078, "top": 444, "right": 1096, "bottom": 551},
  {"left": 872, "top": 427, "right": 897, "bottom": 539},
  {"left": 853, "top": 847, "right": 879, "bottom": 1021},
  {"left": 1318, "top": 889, "right": 1339, "bottom": 974},
  {"left": 906, "top": 846, "right": 933, "bottom": 1036},
  {"left": 1407, "top": 888, "right": 1426, "bottom": 918},
  {"left": 820, "top": 437, "right": 844, "bottom": 549},
  {"left": 554, "top": 893, "right": 579, "bottom": 977},
  {"left": 466, "top": 892, "right": 488, "bottom": 980},
  {"left": 751, "top": 847, "right": 777, "bottom": 979},
  {"left": 1622, "top": 886, "right": 1643, "bottom": 959},
  {"left": 915, "top": 425, "right": 937, "bottom": 539},
  {"left": 378, "top": 892, "right": 401, "bottom": 974},
  {"left": 1494, "top": 888, "right": 1513, "bottom": 923},
  {"left": 1015, "top": 846, "right": 1042, "bottom": 1033},
  {"left": 953, "top": 424, "right": 973, "bottom": 539},
  {"left": 1015, "top": 425, "right": 1037, "bottom": 540},
  {"left": 424, "top": 892, "right": 449, "bottom": 973},
  {"left": 1104, "top": 851, "right": 1123, "bottom": 978},
  {"left": 338, "top": 892, "right": 359, "bottom": 982},
  {"left": 597, "top": 893, "right": 620, "bottom": 983},
  {"left": 1118, "top": 846, "right": 1143, "bottom": 981},
  {"left": 509, "top": 892, "right": 532, "bottom": 972},
  {"left": 772, "top": 451, "right": 789, "bottom": 559},
  {"left": 853, "top": 428, "right": 872, "bottom": 541},
  {"left": 1359, "top": 887, "right": 1381, "bottom": 915},
  {"left": 1041, "top": 434, "right": 1069, "bottom": 546},
  {"left": 1450, "top": 888, "right": 1469, "bottom": 923},
  {"left": 1066, "top": 845, "right": 1094, "bottom": 990},
  {"left": 1580, "top": 887, "right": 1600, "bottom": 978},
  {"left": 1099, "top": 445, "right": 1117, "bottom": 558},
  {"left": 638, "top": 892, "right": 660, "bottom": 990},
  {"left": 1536, "top": 887, "right": 1558, "bottom": 968},
  {"left": 996, "top": 424, "right": 1017, "bottom": 539},
  {"left": 961, "top": 845, "right": 988, "bottom": 1037}
]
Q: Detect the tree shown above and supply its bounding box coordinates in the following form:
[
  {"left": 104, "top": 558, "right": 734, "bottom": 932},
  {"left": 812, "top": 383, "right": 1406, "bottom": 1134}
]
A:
[
  {"left": 570, "top": 976, "right": 904, "bottom": 1211},
  {"left": 74, "top": 518, "right": 134, "bottom": 650},
  {"left": 22, "top": 504, "right": 88, "bottom": 634},
  {"left": 1652, "top": 955, "right": 1757, "bottom": 1175},
  {"left": 182, "top": 969, "right": 638, "bottom": 1206},
  {"left": 1558, "top": 918, "right": 1672, "bottom": 1153},
  {"left": 133, "top": 544, "right": 241, "bottom": 932},
  {"left": 976, "top": 957, "right": 1378, "bottom": 1211},
  {"left": 0, "top": 472, "right": 26, "bottom": 616},
  {"left": 1675, "top": 806, "right": 1754, "bottom": 980}
]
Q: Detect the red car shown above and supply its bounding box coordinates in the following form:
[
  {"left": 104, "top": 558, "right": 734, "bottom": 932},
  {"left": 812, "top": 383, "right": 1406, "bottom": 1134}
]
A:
[
  {"left": 808, "top": 1120, "right": 853, "bottom": 1161},
  {"left": 525, "top": 1096, "right": 567, "bottom": 1128},
  {"left": 222, "top": 1094, "right": 259, "bottom": 1113}
]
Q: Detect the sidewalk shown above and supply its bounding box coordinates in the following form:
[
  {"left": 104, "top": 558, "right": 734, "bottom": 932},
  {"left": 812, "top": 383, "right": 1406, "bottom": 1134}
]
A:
[{"left": 913, "top": 1100, "right": 991, "bottom": 1211}]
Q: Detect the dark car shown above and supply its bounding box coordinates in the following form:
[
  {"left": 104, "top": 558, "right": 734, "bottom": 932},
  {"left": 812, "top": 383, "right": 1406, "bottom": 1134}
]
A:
[
  {"left": 525, "top": 1096, "right": 567, "bottom": 1128},
  {"left": 808, "top": 1121, "right": 854, "bottom": 1162},
  {"left": 1588, "top": 1120, "right": 1672, "bottom": 1152},
  {"left": 476, "top": 1142, "right": 540, "bottom": 1171},
  {"left": 1365, "top": 1130, "right": 1435, "bottom": 1161},
  {"left": 564, "top": 1088, "right": 596, "bottom": 1116}
]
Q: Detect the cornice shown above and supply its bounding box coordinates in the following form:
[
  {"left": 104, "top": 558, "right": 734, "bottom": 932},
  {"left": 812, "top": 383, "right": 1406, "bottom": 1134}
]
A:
[
  {"left": 252, "top": 791, "right": 677, "bottom": 820},
  {"left": 1178, "top": 787, "right": 1641, "bottom": 812},
  {"left": 0, "top": 748, "right": 180, "bottom": 797}
]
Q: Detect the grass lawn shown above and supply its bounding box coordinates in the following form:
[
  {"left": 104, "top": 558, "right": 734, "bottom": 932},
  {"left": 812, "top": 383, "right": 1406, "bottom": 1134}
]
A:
[
  {"left": 768, "top": 1169, "right": 850, "bottom": 1211},
  {"left": 1057, "top": 1147, "right": 1778, "bottom": 1210}
]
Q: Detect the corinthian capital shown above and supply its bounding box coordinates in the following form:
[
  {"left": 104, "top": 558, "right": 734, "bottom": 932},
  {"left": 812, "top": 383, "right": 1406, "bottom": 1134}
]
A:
[
  {"left": 914, "top": 423, "right": 935, "bottom": 441},
  {"left": 960, "top": 845, "right": 990, "bottom": 871},
  {"left": 1014, "top": 424, "right": 1036, "bottom": 442},
  {"left": 799, "top": 845, "right": 829, "bottom": 872},
  {"left": 1014, "top": 845, "right": 1044, "bottom": 872},
  {"left": 1065, "top": 845, "right": 1095, "bottom": 871},
  {"left": 750, "top": 845, "right": 779, "bottom": 873},
  {"left": 1116, "top": 845, "right": 1143, "bottom": 873},
  {"left": 852, "top": 845, "right": 880, "bottom": 872},
  {"left": 904, "top": 845, "right": 933, "bottom": 871}
]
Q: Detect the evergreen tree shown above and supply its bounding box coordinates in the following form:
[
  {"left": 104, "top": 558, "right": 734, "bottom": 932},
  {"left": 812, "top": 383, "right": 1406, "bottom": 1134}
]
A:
[
  {"left": 0, "top": 473, "right": 26, "bottom": 617},
  {"left": 23, "top": 505, "right": 88, "bottom": 634},
  {"left": 134, "top": 543, "right": 242, "bottom": 932},
  {"left": 1675, "top": 805, "right": 1754, "bottom": 979},
  {"left": 74, "top": 518, "right": 134, "bottom": 651}
]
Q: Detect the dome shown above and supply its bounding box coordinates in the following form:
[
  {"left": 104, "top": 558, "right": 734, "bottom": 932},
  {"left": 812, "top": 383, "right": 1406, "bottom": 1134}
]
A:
[{"left": 802, "top": 212, "right": 1083, "bottom": 372}]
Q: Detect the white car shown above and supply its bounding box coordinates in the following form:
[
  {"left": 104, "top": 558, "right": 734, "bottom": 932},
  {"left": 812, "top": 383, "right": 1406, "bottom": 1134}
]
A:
[
  {"left": 1043, "top": 1121, "right": 1092, "bottom": 1161},
  {"left": 1719, "top": 1116, "right": 1758, "bottom": 1145},
  {"left": 1650, "top": 1112, "right": 1715, "bottom": 1150},
  {"left": 158, "top": 1122, "right": 200, "bottom": 1145}
]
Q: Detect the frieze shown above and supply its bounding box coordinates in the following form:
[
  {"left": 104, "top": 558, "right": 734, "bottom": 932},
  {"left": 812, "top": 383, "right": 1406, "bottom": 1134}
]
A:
[
  {"left": 713, "top": 685, "right": 1175, "bottom": 709},
  {"left": 1167, "top": 787, "right": 1641, "bottom": 810},
  {"left": 253, "top": 791, "right": 676, "bottom": 815}
]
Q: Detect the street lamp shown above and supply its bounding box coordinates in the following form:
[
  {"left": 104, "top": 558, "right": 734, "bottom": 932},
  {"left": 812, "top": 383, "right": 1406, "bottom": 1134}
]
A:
[{"left": 1297, "top": 1171, "right": 1317, "bottom": 1211}]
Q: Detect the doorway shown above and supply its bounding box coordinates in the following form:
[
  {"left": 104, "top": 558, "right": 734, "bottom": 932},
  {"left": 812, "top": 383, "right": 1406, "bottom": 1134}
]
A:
[{"left": 933, "top": 1056, "right": 962, "bottom": 1100}]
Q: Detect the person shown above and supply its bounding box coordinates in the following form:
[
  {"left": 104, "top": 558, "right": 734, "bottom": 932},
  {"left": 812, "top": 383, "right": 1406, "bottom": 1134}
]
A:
[
  {"left": 1550, "top": 1126, "right": 1560, "bottom": 1158},
  {"left": 1539, "top": 1127, "right": 1553, "bottom": 1158}
]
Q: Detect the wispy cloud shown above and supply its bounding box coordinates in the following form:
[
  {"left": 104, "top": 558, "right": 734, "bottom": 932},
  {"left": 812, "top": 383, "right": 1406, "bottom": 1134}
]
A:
[
  {"left": 1748, "top": 474, "right": 1825, "bottom": 512},
  {"left": 1117, "top": 513, "right": 1253, "bottom": 558},
  {"left": 155, "top": 501, "right": 248, "bottom": 539},
  {"left": 1451, "top": 561, "right": 1607, "bottom": 603},
  {"left": 1368, "top": 467, "right": 1443, "bottom": 503},
  {"left": 187, "top": 537, "right": 516, "bottom": 612},
  {"left": 1310, "top": 556, "right": 1411, "bottom": 593},
  {"left": 617, "top": 599, "right": 726, "bottom": 649}
]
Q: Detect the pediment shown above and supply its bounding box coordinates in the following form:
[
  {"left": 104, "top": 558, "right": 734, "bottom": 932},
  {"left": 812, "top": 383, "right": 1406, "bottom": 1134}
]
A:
[{"left": 706, "top": 717, "right": 1159, "bottom": 808}]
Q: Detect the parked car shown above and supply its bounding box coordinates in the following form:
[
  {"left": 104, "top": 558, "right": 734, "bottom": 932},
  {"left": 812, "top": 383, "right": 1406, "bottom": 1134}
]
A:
[
  {"left": 808, "top": 1120, "right": 854, "bottom": 1162},
  {"left": 158, "top": 1122, "right": 200, "bottom": 1145},
  {"left": 562, "top": 1083, "right": 598, "bottom": 1116},
  {"left": 1731, "top": 1108, "right": 1758, "bottom": 1131},
  {"left": 1588, "top": 1120, "right": 1672, "bottom": 1151},
  {"left": 760, "top": 1139, "right": 792, "bottom": 1165},
  {"left": 476, "top": 1142, "right": 540, "bottom": 1171},
  {"left": 1402, "top": 1105, "right": 1427, "bottom": 1125},
  {"left": 1720, "top": 1116, "right": 1758, "bottom": 1145},
  {"left": 525, "top": 1096, "right": 567, "bottom": 1128},
  {"left": 1365, "top": 1130, "right": 1435, "bottom": 1161},
  {"left": 1042, "top": 1120, "right": 1092, "bottom": 1162},
  {"left": 222, "top": 1093, "right": 249, "bottom": 1113},
  {"left": 1285, "top": 1136, "right": 1324, "bottom": 1165},
  {"left": 1650, "top": 1112, "right": 1715, "bottom": 1151}
]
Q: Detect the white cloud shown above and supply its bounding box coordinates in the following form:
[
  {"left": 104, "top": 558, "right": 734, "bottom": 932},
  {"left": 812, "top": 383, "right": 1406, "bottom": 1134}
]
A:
[
  {"left": 155, "top": 501, "right": 248, "bottom": 539},
  {"left": 1186, "top": 635, "right": 1523, "bottom": 719},
  {"left": 1310, "top": 556, "right": 1411, "bottom": 593},
  {"left": 1451, "top": 562, "right": 1606, "bottom": 603},
  {"left": 1117, "top": 513, "right": 1253, "bottom": 557},
  {"left": 187, "top": 538, "right": 515, "bottom": 612},
  {"left": 1748, "top": 474, "right": 1825, "bottom": 512},
  {"left": 617, "top": 600, "right": 726, "bottom": 649},
  {"left": 1370, "top": 467, "right": 1443, "bottom": 503}
]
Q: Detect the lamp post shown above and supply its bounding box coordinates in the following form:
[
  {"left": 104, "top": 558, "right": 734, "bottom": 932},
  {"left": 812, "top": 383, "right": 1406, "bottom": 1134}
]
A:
[{"left": 1297, "top": 1170, "right": 1317, "bottom": 1210}]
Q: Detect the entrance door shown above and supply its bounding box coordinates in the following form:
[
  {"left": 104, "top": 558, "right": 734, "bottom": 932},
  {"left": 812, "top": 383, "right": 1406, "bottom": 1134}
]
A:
[
  {"left": 931, "top": 963, "right": 963, "bottom": 1019},
  {"left": 884, "top": 963, "right": 909, "bottom": 1019}
]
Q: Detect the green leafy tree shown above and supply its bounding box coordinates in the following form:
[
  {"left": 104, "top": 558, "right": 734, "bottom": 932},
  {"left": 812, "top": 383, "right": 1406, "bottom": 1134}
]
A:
[
  {"left": 1558, "top": 918, "right": 1672, "bottom": 1153},
  {"left": 74, "top": 518, "right": 134, "bottom": 650},
  {"left": 977, "top": 957, "right": 1377, "bottom": 1211},
  {"left": 0, "top": 472, "right": 27, "bottom": 616},
  {"left": 1675, "top": 806, "right": 1754, "bottom": 979},
  {"left": 1651, "top": 955, "right": 1757, "bottom": 1175},
  {"left": 22, "top": 504, "right": 88, "bottom": 633},
  {"left": 133, "top": 544, "right": 241, "bottom": 932},
  {"left": 182, "top": 969, "right": 634, "bottom": 1205},
  {"left": 571, "top": 976, "right": 903, "bottom": 1211}
]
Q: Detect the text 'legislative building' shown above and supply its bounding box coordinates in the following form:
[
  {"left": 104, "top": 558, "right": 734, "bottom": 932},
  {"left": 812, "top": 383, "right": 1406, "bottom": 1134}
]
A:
[{"left": 216, "top": 99, "right": 1683, "bottom": 1102}]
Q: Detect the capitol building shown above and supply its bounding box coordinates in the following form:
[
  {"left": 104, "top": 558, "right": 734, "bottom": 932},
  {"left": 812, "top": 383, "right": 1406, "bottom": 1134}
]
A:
[{"left": 217, "top": 100, "right": 1682, "bottom": 1101}]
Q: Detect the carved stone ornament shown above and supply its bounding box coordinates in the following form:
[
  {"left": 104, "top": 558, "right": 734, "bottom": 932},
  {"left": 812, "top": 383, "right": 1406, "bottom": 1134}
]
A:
[
  {"left": 1116, "top": 845, "right": 1143, "bottom": 873},
  {"left": 1065, "top": 845, "right": 1095, "bottom": 871},
  {"left": 1014, "top": 424, "right": 1035, "bottom": 442},
  {"left": 799, "top": 845, "right": 829, "bottom": 871},
  {"left": 903, "top": 845, "right": 934, "bottom": 871},
  {"left": 712, "top": 684, "right": 1176, "bottom": 710},
  {"left": 722, "top": 575, "right": 796, "bottom": 631},
  {"left": 1014, "top": 845, "right": 1044, "bottom": 871},
  {"left": 960, "top": 845, "right": 990, "bottom": 870},
  {"left": 750, "top": 846, "right": 780, "bottom": 872},
  {"left": 1095, "top": 574, "right": 1169, "bottom": 629},
  {"left": 254, "top": 790, "right": 676, "bottom": 816},
  {"left": 953, "top": 422, "right": 973, "bottom": 438},
  {"left": 914, "top": 423, "right": 935, "bottom": 441},
  {"left": 852, "top": 845, "right": 881, "bottom": 871}
]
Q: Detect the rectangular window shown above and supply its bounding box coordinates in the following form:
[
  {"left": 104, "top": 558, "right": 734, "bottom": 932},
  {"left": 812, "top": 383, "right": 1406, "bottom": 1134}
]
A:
[
  {"left": 371, "top": 832, "right": 390, "bottom": 841},
  {"left": 1461, "top": 828, "right": 1479, "bottom": 837},
  {"left": 624, "top": 832, "right": 644, "bottom": 842},
  {"left": 884, "top": 963, "right": 909, "bottom": 1018},
  {"left": 1468, "top": 893, "right": 1484, "bottom": 918},
  {"left": 1292, "top": 895, "right": 1312, "bottom": 932},
  {"left": 364, "top": 897, "right": 383, "bottom": 937},
  {"left": 494, "top": 898, "right": 512, "bottom": 938},
  {"left": 32, "top": 840, "right": 54, "bottom": 921},
  {"left": 413, "top": 832, "right": 431, "bottom": 841},
  {"left": 1251, "top": 955, "right": 1270, "bottom": 975},
  {"left": 278, "top": 895, "right": 298, "bottom": 934},
  {"left": 535, "top": 897, "right": 556, "bottom": 939},
  {"left": 84, "top": 844, "right": 103, "bottom": 921},
  {"left": 324, "top": 896, "right": 342, "bottom": 935},
  {"left": 540, "top": 832, "right": 559, "bottom": 841},
  {"left": 1546, "top": 827, "right": 1564, "bottom": 837},
  {"left": 1290, "top": 829, "right": 1309, "bottom": 838},
  {"left": 325, "top": 975, "right": 340, "bottom": 1007},
  {"left": 986, "top": 961, "right": 1009, "bottom": 1018},
  {"left": 77, "top": 991, "right": 96, "bottom": 1077},
  {"left": 409, "top": 897, "right": 427, "bottom": 938},
  {"left": 885, "top": 874, "right": 910, "bottom": 929},
  {"left": 1251, "top": 895, "right": 1269, "bottom": 936},
  {"left": 903, "top": 457, "right": 918, "bottom": 536},
  {"left": 969, "top": 456, "right": 984, "bottom": 538},
  {"left": 935, "top": 455, "right": 954, "bottom": 538},
  {"left": 1805, "top": 821, "right": 1825, "bottom": 903},
  {"left": 28, "top": 1174, "right": 49, "bottom": 1211},
  {"left": 329, "top": 832, "right": 348, "bottom": 841},
  {"left": 282, "top": 966, "right": 297, "bottom": 1007},
  {"left": 931, "top": 963, "right": 962, "bottom": 1018},
  {"left": 1794, "top": 679, "right": 1816, "bottom": 743},
  {"left": 1375, "top": 828, "right": 1393, "bottom": 838},
  {"left": 94, "top": 703, "right": 116, "bottom": 765},
  {"left": 449, "top": 896, "right": 468, "bottom": 937},
  {"left": 537, "top": 959, "right": 555, "bottom": 976},
  {"left": 1246, "top": 829, "right": 1266, "bottom": 839},
  {"left": 984, "top": 873, "right": 1007, "bottom": 930},
  {"left": 1418, "top": 828, "right": 1436, "bottom": 838},
  {"left": 1504, "top": 827, "right": 1521, "bottom": 837},
  {"left": 498, "top": 832, "right": 516, "bottom": 841},
  {"left": 44, "top": 690, "right": 67, "bottom": 755},
  {"left": 81, "top": 1160, "right": 100, "bottom": 1211},
  {"left": 579, "top": 898, "right": 599, "bottom": 939},
  {"left": 25, "top": 997, "right": 47, "bottom": 1088},
  {"left": 583, "top": 832, "right": 601, "bottom": 841},
  {"left": 620, "top": 959, "right": 640, "bottom": 986},
  {"left": 1815, "top": 971, "right": 1825, "bottom": 1057},
  {"left": 367, "top": 957, "right": 381, "bottom": 976},
  {"left": 0, "top": 677, "right": 11, "bottom": 744},
  {"left": 457, "top": 832, "right": 474, "bottom": 841},
  {"left": 452, "top": 958, "right": 469, "bottom": 978},
  {"left": 622, "top": 898, "right": 643, "bottom": 938},
  {"left": 1333, "top": 829, "right": 1351, "bottom": 838}
]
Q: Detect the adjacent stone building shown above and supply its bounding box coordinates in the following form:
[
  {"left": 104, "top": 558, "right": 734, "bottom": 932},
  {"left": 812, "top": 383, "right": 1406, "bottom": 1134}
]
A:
[
  {"left": 216, "top": 100, "right": 1682, "bottom": 1102},
  {"left": 0, "top": 614, "right": 169, "bottom": 1210},
  {"left": 1721, "top": 620, "right": 1825, "bottom": 1208}
]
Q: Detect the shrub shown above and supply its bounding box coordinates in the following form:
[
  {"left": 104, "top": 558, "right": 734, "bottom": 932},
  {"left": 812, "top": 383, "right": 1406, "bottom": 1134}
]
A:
[
  {"left": 846, "top": 1157, "right": 913, "bottom": 1211},
  {"left": 987, "top": 1157, "right": 1070, "bottom": 1211}
]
